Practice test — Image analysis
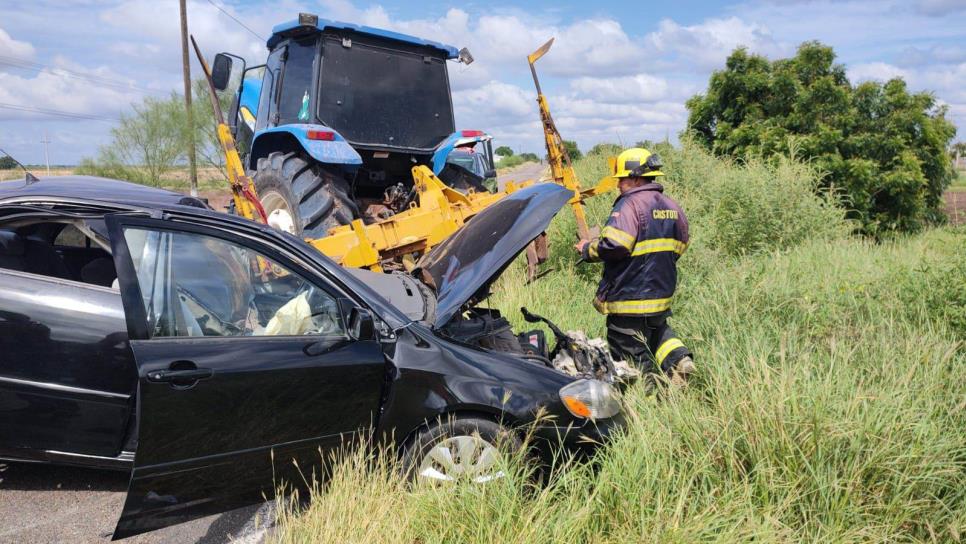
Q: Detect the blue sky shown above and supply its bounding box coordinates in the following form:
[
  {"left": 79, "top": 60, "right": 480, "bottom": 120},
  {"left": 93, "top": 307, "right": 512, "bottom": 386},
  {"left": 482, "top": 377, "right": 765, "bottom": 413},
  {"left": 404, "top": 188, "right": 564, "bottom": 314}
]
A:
[{"left": 0, "top": 0, "right": 964, "bottom": 165}]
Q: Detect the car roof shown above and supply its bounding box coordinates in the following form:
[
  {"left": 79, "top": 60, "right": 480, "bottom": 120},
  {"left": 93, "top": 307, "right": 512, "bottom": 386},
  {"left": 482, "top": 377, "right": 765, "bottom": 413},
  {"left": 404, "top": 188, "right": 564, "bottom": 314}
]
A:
[{"left": 0, "top": 176, "right": 208, "bottom": 209}]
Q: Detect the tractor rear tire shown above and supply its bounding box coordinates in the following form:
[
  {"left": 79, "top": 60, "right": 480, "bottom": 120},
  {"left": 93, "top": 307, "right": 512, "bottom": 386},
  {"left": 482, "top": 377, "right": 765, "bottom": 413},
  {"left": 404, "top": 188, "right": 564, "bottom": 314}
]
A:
[{"left": 253, "top": 151, "right": 359, "bottom": 238}]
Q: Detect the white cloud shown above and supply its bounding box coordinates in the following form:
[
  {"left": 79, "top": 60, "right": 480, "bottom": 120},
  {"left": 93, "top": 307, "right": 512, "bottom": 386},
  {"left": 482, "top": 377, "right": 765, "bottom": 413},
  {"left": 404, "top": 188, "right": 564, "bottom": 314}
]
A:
[
  {"left": 99, "top": 0, "right": 267, "bottom": 65},
  {"left": 320, "top": 7, "right": 644, "bottom": 79},
  {"left": 454, "top": 80, "right": 535, "bottom": 122},
  {"left": 646, "top": 16, "right": 786, "bottom": 70},
  {"left": 570, "top": 74, "right": 669, "bottom": 104},
  {"left": 848, "top": 61, "right": 909, "bottom": 82},
  {"left": 0, "top": 27, "right": 35, "bottom": 59},
  {"left": 0, "top": 68, "right": 141, "bottom": 122}
]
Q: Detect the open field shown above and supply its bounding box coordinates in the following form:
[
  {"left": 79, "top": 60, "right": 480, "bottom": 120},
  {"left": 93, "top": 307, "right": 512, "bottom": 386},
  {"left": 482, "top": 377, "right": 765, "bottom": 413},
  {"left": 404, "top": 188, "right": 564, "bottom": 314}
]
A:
[{"left": 272, "top": 146, "right": 966, "bottom": 543}]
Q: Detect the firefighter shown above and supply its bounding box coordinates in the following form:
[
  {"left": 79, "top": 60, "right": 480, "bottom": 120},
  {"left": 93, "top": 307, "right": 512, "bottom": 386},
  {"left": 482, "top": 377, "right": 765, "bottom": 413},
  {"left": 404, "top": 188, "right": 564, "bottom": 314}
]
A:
[{"left": 575, "top": 148, "right": 695, "bottom": 385}]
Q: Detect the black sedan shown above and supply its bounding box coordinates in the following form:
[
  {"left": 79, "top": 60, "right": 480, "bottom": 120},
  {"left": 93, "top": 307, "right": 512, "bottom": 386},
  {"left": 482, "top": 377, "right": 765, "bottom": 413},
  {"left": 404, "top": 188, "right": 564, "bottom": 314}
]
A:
[{"left": 0, "top": 176, "right": 623, "bottom": 539}]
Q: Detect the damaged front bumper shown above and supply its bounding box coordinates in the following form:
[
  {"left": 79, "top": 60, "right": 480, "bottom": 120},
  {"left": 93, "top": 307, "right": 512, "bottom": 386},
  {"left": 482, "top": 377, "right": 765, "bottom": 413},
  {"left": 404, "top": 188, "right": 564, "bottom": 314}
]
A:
[{"left": 531, "top": 412, "right": 626, "bottom": 460}]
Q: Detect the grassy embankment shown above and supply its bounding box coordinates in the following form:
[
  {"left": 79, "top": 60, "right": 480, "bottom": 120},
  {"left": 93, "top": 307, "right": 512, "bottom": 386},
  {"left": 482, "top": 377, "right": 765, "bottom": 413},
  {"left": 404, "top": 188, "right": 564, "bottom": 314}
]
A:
[{"left": 274, "top": 144, "right": 965, "bottom": 543}]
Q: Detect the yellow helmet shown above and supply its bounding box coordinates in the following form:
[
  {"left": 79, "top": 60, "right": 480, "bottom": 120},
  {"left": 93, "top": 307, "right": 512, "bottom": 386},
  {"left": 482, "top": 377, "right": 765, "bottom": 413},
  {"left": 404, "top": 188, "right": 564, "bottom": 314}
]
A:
[{"left": 613, "top": 148, "right": 664, "bottom": 178}]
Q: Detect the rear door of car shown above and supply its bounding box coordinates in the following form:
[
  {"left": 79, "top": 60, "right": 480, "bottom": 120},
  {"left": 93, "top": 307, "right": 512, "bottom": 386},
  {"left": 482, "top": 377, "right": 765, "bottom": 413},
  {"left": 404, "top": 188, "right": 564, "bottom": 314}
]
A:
[
  {"left": 105, "top": 215, "right": 388, "bottom": 539},
  {"left": 0, "top": 210, "right": 136, "bottom": 462}
]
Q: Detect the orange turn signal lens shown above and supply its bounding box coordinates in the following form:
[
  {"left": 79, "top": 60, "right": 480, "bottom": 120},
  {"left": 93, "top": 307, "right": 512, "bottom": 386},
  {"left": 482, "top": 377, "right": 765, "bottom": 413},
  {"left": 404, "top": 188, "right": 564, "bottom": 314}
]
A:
[{"left": 561, "top": 396, "right": 592, "bottom": 418}]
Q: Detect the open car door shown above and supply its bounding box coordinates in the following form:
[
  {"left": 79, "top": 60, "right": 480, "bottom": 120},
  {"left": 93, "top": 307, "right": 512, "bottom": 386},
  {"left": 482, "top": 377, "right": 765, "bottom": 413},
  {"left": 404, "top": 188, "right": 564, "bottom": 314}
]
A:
[{"left": 105, "top": 214, "right": 388, "bottom": 539}]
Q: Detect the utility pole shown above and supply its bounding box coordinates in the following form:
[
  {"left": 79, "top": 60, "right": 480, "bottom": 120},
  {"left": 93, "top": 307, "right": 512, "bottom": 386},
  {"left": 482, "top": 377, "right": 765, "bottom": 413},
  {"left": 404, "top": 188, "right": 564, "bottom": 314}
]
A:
[
  {"left": 40, "top": 131, "right": 50, "bottom": 176},
  {"left": 179, "top": 0, "right": 198, "bottom": 196}
]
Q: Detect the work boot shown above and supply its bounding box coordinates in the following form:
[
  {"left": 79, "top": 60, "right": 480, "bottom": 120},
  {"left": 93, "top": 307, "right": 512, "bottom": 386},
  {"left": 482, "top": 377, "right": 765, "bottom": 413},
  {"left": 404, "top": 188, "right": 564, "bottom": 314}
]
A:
[{"left": 670, "top": 356, "right": 696, "bottom": 387}]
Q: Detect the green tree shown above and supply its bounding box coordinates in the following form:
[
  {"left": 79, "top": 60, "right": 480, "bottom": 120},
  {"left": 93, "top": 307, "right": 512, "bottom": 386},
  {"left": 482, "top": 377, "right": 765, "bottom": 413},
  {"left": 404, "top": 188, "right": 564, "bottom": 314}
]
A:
[
  {"left": 98, "top": 94, "right": 186, "bottom": 186},
  {"left": 588, "top": 143, "right": 622, "bottom": 157},
  {"left": 495, "top": 145, "right": 514, "bottom": 157},
  {"left": 191, "top": 78, "right": 232, "bottom": 176},
  {"left": 83, "top": 79, "right": 225, "bottom": 186},
  {"left": 562, "top": 140, "right": 582, "bottom": 161},
  {"left": 0, "top": 156, "right": 17, "bottom": 170},
  {"left": 519, "top": 152, "right": 539, "bottom": 162},
  {"left": 686, "top": 41, "right": 957, "bottom": 233}
]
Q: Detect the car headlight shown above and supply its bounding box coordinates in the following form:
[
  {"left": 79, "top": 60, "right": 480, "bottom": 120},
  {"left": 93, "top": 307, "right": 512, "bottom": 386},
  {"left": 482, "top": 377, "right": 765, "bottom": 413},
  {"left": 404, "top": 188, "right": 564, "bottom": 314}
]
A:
[{"left": 559, "top": 379, "right": 621, "bottom": 420}]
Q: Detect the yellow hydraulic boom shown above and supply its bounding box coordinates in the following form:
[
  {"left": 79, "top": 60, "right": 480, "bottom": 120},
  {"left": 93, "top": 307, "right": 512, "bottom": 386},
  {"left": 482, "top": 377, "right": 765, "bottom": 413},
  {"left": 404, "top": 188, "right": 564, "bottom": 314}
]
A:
[
  {"left": 190, "top": 36, "right": 267, "bottom": 224},
  {"left": 310, "top": 168, "right": 537, "bottom": 272},
  {"left": 528, "top": 38, "right": 616, "bottom": 241}
]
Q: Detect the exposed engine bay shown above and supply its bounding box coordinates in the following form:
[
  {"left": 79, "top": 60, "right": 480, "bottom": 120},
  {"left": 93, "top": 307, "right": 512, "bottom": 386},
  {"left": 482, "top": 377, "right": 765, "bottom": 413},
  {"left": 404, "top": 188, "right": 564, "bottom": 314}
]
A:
[{"left": 347, "top": 268, "right": 633, "bottom": 383}]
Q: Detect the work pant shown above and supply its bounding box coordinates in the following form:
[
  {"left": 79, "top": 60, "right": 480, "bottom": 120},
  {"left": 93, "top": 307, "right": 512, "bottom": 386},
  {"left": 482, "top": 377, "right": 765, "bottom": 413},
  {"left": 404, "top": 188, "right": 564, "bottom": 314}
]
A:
[{"left": 606, "top": 313, "right": 690, "bottom": 374}]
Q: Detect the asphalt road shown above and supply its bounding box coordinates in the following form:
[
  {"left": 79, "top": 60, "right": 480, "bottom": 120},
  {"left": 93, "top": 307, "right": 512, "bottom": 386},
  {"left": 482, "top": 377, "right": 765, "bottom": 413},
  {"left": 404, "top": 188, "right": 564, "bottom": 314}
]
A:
[
  {"left": 0, "top": 461, "right": 272, "bottom": 544},
  {"left": 496, "top": 162, "right": 548, "bottom": 191}
]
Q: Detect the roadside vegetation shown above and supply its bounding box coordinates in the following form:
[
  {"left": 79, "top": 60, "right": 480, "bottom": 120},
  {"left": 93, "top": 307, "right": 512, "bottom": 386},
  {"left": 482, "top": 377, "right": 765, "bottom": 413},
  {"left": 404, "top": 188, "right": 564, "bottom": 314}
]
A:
[
  {"left": 75, "top": 79, "right": 227, "bottom": 187},
  {"left": 274, "top": 144, "right": 966, "bottom": 543},
  {"left": 495, "top": 145, "right": 541, "bottom": 172},
  {"left": 687, "top": 42, "right": 958, "bottom": 234}
]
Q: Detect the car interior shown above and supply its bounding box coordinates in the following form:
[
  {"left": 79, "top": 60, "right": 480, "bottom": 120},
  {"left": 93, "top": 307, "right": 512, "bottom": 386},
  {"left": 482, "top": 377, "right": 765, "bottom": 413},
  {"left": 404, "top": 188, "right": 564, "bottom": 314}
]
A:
[
  {"left": 0, "top": 220, "right": 117, "bottom": 288},
  {"left": 119, "top": 227, "right": 346, "bottom": 339}
]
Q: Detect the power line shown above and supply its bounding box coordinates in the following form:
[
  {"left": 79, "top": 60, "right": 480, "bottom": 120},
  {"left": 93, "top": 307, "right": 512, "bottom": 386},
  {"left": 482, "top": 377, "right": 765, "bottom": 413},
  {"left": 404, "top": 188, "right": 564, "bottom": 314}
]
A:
[
  {"left": 204, "top": 0, "right": 264, "bottom": 41},
  {"left": 0, "top": 102, "right": 118, "bottom": 123},
  {"left": 0, "top": 55, "right": 167, "bottom": 96}
]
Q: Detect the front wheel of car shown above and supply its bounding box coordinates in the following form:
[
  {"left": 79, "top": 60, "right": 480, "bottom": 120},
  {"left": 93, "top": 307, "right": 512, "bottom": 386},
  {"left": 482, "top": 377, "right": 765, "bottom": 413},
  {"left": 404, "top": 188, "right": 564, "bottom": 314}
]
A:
[{"left": 402, "top": 416, "right": 520, "bottom": 484}]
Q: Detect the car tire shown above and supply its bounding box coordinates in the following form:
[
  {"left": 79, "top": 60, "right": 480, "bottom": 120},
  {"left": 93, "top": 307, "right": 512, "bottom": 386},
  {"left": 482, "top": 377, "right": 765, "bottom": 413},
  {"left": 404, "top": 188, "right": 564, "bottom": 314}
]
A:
[
  {"left": 254, "top": 151, "right": 359, "bottom": 238},
  {"left": 401, "top": 416, "right": 520, "bottom": 484}
]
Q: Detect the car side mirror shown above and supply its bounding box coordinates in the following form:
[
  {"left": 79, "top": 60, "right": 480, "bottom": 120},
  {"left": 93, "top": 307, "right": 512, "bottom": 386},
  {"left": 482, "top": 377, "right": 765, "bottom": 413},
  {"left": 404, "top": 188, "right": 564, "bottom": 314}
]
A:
[
  {"left": 484, "top": 168, "right": 497, "bottom": 179},
  {"left": 348, "top": 307, "right": 375, "bottom": 341},
  {"left": 212, "top": 53, "right": 233, "bottom": 91}
]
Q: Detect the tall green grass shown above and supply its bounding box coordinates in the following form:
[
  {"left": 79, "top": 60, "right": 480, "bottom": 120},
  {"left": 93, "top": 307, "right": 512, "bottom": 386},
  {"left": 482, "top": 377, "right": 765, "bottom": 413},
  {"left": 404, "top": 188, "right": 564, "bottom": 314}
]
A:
[{"left": 274, "top": 145, "right": 965, "bottom": 543}]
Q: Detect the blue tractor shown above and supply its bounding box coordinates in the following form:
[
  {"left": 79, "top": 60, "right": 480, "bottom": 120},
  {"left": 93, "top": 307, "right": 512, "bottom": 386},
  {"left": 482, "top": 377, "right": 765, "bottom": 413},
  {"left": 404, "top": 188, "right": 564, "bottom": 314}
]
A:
[{"left": 211, "top": 13, "right": 497, "bottom": 238}]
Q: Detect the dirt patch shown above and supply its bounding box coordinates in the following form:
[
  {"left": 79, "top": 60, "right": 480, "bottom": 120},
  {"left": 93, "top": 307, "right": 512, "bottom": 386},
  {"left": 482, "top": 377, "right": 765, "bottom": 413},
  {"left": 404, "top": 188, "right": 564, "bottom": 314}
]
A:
[{"left": 944, "top": 190, "right": 966, "bottom": 226}]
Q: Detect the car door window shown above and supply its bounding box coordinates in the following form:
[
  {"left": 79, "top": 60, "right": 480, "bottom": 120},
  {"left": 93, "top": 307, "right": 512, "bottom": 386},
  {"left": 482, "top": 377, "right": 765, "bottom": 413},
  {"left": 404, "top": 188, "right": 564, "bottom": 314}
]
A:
[{"left": 122, "top": 227, "right": 344, "bottom": 338}]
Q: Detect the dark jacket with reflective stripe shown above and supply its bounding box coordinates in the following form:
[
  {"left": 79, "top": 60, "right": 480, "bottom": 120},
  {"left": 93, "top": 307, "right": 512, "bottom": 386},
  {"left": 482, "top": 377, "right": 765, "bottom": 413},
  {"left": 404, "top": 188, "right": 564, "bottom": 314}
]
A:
[{"left": 581, "top": 183, "right": 689, "bottom": 315}]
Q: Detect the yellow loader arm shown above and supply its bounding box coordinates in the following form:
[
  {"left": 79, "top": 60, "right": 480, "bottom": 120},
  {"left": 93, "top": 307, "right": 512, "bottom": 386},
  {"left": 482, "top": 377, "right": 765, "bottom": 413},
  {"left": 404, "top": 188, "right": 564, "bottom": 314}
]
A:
[
  {"left": 310, "top": 166, "right": 536, "bottom": 271},
  {"left": 528, "top": 38, "right": 617, "bottom": 241},
  {"left": 190, "top": 36, "right": 267, "bottom": 224}
]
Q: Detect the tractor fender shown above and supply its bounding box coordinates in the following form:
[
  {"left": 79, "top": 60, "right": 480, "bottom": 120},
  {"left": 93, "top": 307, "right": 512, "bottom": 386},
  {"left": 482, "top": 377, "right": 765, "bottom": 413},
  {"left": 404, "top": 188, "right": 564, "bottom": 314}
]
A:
[
  {"left": 249, "top": 124, "right": 362, "bottom": 171},
  {"left": 431, "top": 132, "right": 462, "bottom": 175},
  {"left": 431, "top": 131, "right": 493, "bottom": 175}
]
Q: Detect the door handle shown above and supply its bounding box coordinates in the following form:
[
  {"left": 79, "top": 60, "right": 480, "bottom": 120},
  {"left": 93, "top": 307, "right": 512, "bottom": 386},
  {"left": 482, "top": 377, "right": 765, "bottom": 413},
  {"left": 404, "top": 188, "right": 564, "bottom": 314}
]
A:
[
  {"left": 147, "top": 360, "right": 213, "bottom": 388},
  {"left": 147, "top": 368, "right": 213, "bottom": 382}
]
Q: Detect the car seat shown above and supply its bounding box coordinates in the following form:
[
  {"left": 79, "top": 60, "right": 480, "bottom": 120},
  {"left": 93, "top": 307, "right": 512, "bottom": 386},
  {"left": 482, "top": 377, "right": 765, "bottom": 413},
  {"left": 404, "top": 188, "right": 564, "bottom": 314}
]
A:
[
  {"left": 22, "top": 236, "right": 71, "bottom": 279},
  {"left": 79, "top": 257, "right": 117, "bottom": 287},
  {"left": 0, "top": 230, "right": 26, "bottom": 272}
]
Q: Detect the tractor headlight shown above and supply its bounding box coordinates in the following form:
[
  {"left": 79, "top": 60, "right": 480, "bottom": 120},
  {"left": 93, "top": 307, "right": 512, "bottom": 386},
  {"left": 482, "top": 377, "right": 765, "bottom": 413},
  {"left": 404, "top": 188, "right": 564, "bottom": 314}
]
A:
[{"left": 559, "top": 379, "right": 621, "bottom": 420}]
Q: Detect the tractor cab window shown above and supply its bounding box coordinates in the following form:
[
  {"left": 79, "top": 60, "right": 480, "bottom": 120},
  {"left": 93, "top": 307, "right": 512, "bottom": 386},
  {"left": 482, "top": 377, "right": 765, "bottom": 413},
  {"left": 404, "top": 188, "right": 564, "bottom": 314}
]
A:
[
  {"left": 122, "top": 228, "right": 345, "bottom": 338},
  {"left": 277, "top": 37, "right": 318, "bottom": 125},
  {"left": 256, "top": 47, "right": 284, "bottom": 131}
]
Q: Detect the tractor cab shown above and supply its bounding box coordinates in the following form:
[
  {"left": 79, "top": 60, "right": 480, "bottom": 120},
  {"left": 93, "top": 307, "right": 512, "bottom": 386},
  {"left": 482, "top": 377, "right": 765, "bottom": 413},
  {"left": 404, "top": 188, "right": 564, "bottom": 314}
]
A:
[{"left": 213, "top": 13, "right": 495, "bottom": 237}]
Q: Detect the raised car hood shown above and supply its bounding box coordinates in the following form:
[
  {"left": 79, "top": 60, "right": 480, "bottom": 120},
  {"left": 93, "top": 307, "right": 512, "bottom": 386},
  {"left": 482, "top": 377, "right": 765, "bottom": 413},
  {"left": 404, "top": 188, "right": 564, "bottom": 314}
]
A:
[{"left": 417, "top": 183, "right": 573, "bottom": 328}]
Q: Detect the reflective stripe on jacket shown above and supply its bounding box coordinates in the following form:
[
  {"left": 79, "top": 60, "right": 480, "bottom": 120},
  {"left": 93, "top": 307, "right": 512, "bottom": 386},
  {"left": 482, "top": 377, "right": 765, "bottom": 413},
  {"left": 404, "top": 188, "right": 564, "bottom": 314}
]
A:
[{"left": 581, "top": 182, "right": 689, "bottom": 315}]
